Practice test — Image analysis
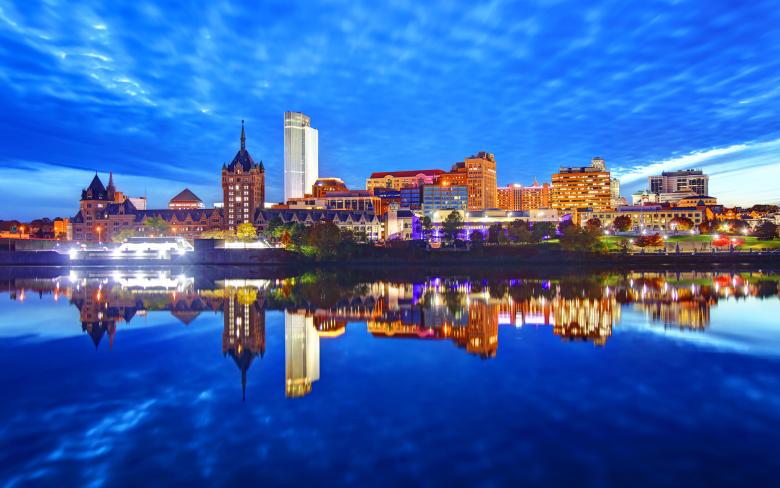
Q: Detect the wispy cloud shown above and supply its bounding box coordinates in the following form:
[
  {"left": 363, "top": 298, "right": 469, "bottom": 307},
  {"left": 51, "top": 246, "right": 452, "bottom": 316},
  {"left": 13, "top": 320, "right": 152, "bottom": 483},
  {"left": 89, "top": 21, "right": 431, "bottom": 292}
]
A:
[{"left": 0, "top": 0, "right": 779, "bottom": 216}]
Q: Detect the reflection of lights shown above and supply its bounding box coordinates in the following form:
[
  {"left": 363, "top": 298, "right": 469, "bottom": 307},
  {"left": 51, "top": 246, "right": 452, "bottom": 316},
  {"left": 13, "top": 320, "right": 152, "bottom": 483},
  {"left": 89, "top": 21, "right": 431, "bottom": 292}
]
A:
[{"left": 68, "top": 249, "right": 78, "bottom": 260}]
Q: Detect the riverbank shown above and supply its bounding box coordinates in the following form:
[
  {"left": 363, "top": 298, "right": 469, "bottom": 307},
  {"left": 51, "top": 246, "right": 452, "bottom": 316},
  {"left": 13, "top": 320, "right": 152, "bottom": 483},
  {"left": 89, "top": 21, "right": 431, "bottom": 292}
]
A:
[{"left": 1, "top": 246, "right": 779, "bottom": 269}]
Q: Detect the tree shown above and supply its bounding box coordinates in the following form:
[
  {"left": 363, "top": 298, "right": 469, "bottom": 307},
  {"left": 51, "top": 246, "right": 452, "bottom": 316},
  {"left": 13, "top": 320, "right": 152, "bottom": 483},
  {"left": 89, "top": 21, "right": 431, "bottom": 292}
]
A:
[
  {"left": 306, "top": 222, "right": 342, "bottom": 259},
  {"left": 236, "top": 222, "right": 258, "bottom": 241},
  {"left": 585, "top": 218, "right": 602, "bottom": 232},
  {"left": 421, "top": 216, "right": 434, "bottom": 241},
  {"left": 722, "top": 219, "right": 749, "bottom": 235},
  {"left": 264, "top": 216, "right": 284, "bottom": 242},
  {"left": 531, "top": 222, "right": 556, "bottom": 243},
  {"left": 699, "top": 220, "right": 716, "bottom": 234},
  {"left": 201, "top": 228, "right": 236, "bottom": 240},
  {"left": 143, "top": 216, "right": 170, "bottom": 236},
  {"left": 669, "top": 216, "right": 694, "bottom": 232},
  {"left": 613, "top": 215, "right": 632, "bottom": 232},
  {"left": 507, "top": 220, "right": 532, "bottom": 244},
  {"left": 634, "top": 233, "right": 664, "bottom": 248},
  {"left": 441, "top": 211, "right": 464, "bottom": 242},
  {"left": 111, "top": 228, "right": 139, "bottom": 243},
  {"left": 469, "top": 230, "right": 484, "bottom": 247},
  {"left": 487, "top": 223, "right": 503, "bottom": 244},
  {"left": 559, "top": 226, "right": 603, "bottom": 252},
  {"left": 753, "top": 221, "right": 778, "bottom": 240}
]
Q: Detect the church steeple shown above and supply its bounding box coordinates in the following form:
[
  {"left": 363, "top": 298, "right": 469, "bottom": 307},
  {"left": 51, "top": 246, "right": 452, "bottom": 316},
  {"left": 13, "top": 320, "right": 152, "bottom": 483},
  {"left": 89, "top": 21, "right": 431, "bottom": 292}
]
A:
[{"left": 240, "top": 120, "right": 246, "bottom": 151}]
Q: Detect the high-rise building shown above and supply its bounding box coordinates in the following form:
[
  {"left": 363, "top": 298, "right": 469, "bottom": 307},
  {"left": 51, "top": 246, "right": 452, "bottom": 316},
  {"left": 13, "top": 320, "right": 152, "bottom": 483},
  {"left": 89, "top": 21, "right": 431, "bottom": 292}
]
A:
[
  {"left": 498, "top": 181, "right": 552, "bottom": 211},
  {"left": 464, "top": 152, "right": 497, "bottom": 210},
  {"left": 365, "top": 169, "right": 444, "bottom": 192},
  {"left": 284, "top": 112, "right": 318, "bottom": 201},
  {"left": 648, "top": 169, "right": 709, "bottom": 196},
  {"left": 519, "top": 181, "right": 552, "bottom": 210},
  {"left": 222, "top": 121, "right": 265, "bottom": 230},
  {"left": 496, "top": 185, "right": 520, "bottom": 211},
  {"left": 551, "top": 158, "right": 611, "bottom": 215}
]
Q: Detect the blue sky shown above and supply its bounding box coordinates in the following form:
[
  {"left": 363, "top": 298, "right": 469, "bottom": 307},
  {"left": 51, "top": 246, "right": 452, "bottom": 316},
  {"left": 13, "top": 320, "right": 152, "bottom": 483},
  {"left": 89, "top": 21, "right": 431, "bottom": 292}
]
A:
[{"left": 0, "top": 0, "right": 779, "bottom": 219}]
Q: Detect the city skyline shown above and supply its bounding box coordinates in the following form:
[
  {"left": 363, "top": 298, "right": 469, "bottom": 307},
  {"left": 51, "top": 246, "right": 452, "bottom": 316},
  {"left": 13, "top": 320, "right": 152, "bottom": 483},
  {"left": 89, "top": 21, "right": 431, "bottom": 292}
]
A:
[{"left": 1, "top": 0, "right": 780, "bottom": 219}]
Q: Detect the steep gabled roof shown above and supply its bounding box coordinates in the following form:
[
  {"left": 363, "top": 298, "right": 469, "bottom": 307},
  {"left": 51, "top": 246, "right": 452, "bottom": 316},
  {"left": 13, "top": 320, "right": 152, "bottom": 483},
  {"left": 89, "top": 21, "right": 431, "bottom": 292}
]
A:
[{"left": 81, "top": 174, "right": 110, "bottom": 201}]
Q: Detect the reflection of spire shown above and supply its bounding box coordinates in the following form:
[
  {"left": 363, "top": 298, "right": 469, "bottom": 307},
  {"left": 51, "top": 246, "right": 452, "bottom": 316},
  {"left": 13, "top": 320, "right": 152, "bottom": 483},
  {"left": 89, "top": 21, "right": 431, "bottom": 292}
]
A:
[
  {"left": 222, "top": 287, "right": 266, "bottom": 401},
  {"left": 240, "top": 120, "right": 246, "bottom": 150}
]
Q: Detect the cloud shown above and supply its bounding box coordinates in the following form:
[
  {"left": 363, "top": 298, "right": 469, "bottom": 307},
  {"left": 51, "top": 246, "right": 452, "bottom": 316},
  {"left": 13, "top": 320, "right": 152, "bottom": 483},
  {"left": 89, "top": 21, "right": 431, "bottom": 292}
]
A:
[{"left": 0, "top": 0, "right": 779, "bottom": 215}]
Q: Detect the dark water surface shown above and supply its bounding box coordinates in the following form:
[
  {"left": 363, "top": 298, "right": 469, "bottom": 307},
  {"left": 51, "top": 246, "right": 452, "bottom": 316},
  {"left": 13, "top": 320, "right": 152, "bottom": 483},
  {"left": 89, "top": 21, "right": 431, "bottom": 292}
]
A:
[{"left": 1, "top": 267, "right": 779, "bottom": 486}]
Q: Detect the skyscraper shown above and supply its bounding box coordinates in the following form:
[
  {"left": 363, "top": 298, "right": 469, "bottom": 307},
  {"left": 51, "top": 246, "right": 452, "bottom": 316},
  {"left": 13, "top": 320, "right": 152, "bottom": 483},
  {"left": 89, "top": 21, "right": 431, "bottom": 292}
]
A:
[
  {"left": 284, "top": 112, "right": 319, "bottom": 201},
  {"left": 221, "top": 121, "right": 265, "bottom": 230}
]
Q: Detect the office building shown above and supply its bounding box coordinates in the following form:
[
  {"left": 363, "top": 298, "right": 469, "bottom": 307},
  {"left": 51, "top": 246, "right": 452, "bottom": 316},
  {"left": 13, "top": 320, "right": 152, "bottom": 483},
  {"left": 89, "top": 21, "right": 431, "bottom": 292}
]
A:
[
  {"left": 284, "top": 112, "right": 319, "bottom": 201},
  {"left": 400, "top": 187, "right": 422, "bottom": 210},
  {"left": 366, "top": 169, "right": 444, "bottom": 192},
  {"left": 648, "top": 169, "right": 709, "bottom": 196},
  {"left": 421, "top": 185, "right": 468, "bottom": 216},
  {"left": 464, "top": 151, "right": 497, "bottom": 210},
  {"left": 222, "top": 121, "right": 265, "bottom": 230},
  {"left": 551, "top": 157, "right": 612, "bottom": 215}
]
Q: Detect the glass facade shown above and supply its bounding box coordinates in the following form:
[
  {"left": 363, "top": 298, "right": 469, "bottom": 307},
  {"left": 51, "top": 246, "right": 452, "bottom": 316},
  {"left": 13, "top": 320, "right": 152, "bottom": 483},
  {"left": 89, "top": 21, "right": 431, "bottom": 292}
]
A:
[{"left": 421, "top": 185, "right": 468, "bottom": 216}]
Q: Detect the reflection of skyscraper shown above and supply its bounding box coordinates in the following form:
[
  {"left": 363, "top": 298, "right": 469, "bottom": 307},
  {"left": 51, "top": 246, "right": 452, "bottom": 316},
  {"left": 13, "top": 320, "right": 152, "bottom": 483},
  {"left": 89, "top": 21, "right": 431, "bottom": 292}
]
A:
[
  {"left": 284, "top": 112, "right": 319, "bottom": 201},
  {"left": 285, "top": 311, "right": 320, "bottom": 398},
  {"left": 222, "top": 287, "right": 266, "bottom": 400}
]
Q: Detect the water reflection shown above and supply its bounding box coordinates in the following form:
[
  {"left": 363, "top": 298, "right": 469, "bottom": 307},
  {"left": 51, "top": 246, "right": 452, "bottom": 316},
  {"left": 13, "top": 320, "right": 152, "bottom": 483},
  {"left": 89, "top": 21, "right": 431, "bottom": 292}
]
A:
[{"left": 3, "top": 269, "right": 779, "bottom": 399}]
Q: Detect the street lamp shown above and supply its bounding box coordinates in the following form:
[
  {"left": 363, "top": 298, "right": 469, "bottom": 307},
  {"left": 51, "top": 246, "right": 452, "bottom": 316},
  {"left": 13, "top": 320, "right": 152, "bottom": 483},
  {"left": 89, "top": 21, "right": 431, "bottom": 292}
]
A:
[{"left": 96, "top": 226, "right": 102, "bottom": 244}]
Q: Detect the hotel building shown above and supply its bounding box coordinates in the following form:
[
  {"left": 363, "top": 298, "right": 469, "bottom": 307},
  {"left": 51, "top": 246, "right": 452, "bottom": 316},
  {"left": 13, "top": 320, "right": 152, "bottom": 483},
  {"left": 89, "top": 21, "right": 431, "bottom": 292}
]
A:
[
  {"left": 464, "top": 152, "right": 497, "bottom": 210},
  {"left": 284, "top": 112, "right": 319, "bottom": 201},
  {"left": 365, "top": 169, "right": 444, "bottom": 192},
  {"left": 551, "top": 157, "right": 612, "bottom": 215},
  {"left": 222, "top": 121, "right": 265, "bottom": 230},
  {"left": 519, "top": 181, "right": 551, "bottom": 210},
  {"left": 497, "top": 185, "right": 521, "bottom": 211}
]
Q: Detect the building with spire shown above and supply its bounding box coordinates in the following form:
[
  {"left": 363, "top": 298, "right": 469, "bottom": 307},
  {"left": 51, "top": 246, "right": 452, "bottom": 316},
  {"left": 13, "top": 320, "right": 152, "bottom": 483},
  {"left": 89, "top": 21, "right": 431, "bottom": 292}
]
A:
[{"left": 221, "top": 121, "right": 265, "bottom": 230}]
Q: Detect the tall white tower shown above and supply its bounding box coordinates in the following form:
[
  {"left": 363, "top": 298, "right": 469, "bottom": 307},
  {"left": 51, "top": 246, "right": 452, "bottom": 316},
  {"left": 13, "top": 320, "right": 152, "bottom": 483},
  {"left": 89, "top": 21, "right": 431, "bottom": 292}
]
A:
[{"left": 284, "top": 112, "right": 319, "bottom": 201}]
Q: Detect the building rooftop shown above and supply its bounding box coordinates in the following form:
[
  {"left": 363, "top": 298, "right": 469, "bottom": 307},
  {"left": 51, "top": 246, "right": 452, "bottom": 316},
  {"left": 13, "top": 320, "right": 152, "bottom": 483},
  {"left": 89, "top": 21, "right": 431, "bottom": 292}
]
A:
[
  {"left": 170, "top": 188, "right": 202, "bottom": 203},
  {"left": 369, "top": 169, "right": 445, "bottom": 179}
]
